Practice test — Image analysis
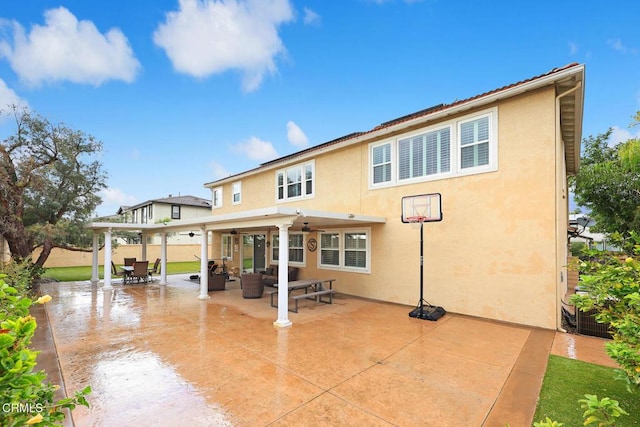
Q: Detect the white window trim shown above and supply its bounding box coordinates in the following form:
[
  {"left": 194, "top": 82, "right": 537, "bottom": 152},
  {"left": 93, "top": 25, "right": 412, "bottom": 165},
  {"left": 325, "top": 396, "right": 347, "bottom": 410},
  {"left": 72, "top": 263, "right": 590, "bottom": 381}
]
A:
[
  {"left": 275, "top": 160, "right": 315, "bottom": 203},
  {"left": 212, "top": 187, "right": 223, "bottom": 209},
  {"left": 318, "top": 228, "right": 371, "bottom": 274},
  {"left": 232, "top": 181, "right": 242, "bottom": 205},
  {"left": 270, "top": 232, "right": 306, "bottom": 267},
  {"left": 369, "top": 108, "right": 498, "bottom": 189},
  {"left": 456, "top": 111, "right": 498, "bottom": 176}
]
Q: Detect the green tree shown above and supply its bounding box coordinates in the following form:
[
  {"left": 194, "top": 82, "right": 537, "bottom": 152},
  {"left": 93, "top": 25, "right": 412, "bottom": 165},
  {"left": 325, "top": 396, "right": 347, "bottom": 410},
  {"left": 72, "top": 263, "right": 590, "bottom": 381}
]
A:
[
  {"left": 572, "top": 112, "right": 640, "bottom": 240},
  {"left": 0, "top": 107, "right": 107, "bottom": 267}
]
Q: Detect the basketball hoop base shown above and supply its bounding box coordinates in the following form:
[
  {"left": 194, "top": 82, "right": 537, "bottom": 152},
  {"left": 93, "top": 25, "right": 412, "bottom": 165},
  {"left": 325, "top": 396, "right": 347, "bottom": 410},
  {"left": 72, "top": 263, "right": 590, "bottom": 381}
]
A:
[{"left": 409, "top": 301, "right": 446, "bottom": 321}]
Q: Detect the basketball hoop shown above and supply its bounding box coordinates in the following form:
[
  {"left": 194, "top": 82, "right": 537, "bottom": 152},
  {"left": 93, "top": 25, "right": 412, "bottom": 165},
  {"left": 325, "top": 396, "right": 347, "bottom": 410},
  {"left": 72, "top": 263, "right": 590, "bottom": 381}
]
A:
[
  {"left": 401, "top": 193, "right": 446, "bottom": 321},
  {"left": 406, "top": 215, "right": 429, "bottom": 230}
]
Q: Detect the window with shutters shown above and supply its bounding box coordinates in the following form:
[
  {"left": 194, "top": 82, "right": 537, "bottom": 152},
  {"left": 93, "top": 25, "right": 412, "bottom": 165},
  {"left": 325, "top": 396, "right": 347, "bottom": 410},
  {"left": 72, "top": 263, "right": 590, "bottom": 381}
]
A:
[
  {"left": 369, "top": 108, "right": 496, "bottom": 187},
  {"left": 459, "top": 115, "right": 490, "bottom": 169},
  {"left": 319, "top": 229, "right": 370, "bottom": 273}
]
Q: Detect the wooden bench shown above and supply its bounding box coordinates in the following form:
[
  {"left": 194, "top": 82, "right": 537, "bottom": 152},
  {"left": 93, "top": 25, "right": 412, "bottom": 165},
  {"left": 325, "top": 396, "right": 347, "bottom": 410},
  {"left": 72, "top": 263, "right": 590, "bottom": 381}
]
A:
[
  {"left": 291, "top": 289, "right": 336, "bottom": 313},
  {"left": 269, "top": 289, "right": 336, "bottom": 312}
]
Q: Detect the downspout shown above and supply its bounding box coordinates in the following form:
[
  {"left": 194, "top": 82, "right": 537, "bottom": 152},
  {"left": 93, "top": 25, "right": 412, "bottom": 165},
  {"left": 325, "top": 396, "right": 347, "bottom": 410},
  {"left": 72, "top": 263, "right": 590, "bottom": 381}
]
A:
[{"left": 555, "top": 81, "right": 582, "bottom": 332}]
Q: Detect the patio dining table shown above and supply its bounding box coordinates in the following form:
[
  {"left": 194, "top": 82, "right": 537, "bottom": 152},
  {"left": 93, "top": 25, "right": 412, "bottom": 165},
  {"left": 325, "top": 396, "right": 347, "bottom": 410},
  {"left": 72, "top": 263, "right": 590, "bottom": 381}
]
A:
[{"left": 119, "top": 266, "right": 134, "bottom": 284}]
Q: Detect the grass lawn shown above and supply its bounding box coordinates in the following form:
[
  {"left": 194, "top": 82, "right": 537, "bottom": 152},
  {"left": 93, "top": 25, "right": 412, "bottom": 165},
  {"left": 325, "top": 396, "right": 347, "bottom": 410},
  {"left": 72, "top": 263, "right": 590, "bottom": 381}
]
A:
[
  {"left": 534, "top": 355, "right": 639, "bottom": 426},
  {"left": 41, "top": 261, "right": 201, "bottom": 282}
]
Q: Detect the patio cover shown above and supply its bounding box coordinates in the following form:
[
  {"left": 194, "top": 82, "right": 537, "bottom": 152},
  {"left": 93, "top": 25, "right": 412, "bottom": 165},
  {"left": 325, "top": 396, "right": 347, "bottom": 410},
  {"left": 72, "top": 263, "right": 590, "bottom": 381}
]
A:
[{"left": 86, "top": 206, "right": 386, "bottom": 327}]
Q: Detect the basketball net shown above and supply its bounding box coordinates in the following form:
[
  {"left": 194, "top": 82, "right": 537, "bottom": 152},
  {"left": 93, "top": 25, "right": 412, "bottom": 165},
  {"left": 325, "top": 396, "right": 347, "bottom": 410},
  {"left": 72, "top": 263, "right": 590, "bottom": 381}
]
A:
[{"left": 407, "top": 216, "right": 427, "bottom": 230}]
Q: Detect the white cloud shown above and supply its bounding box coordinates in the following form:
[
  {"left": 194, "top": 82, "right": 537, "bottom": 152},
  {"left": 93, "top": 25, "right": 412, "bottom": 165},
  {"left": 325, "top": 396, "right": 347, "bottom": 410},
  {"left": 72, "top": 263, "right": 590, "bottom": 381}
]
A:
[
  {"left": 97, "top": 187, "right": 138, "bottom": 216},
  {"left": 0, "top": 7, "right": 140, "bottom": 87},
  {"left": 303, "top": 7, "right": 321, "bottom": 26},
  {"left": 210, "top": 160, "right": 231, "bottom": 179},
  {"left": 0, "top": 79, "right": 28, "bottom": 111},
  {"left": 568, "top": 41, "right": 578, "bottom": 56},
  {"left": 286, "top": 120, "right": 308, "bottom": 147},
  {"left": 607, "top": 38, "right": 638, "bottom": 55},
  {"left": 610, "top": 125, "right": 640, "bottom": 147},
  {"left": 231, "top": 136, "right": 279, "bottom": 162},
  {"left": 153, "top": 0, "right": 294, "bottom": 92}
]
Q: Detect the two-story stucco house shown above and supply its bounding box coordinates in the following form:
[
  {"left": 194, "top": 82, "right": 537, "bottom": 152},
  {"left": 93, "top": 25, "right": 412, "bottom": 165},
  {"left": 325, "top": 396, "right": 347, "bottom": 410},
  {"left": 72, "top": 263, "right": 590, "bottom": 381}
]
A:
[
  {"left": 89, "top": 63, "right": 584, "bottom": 330},
  {"left": 200, "top": 63, "right": 584, "bottom": 329}
]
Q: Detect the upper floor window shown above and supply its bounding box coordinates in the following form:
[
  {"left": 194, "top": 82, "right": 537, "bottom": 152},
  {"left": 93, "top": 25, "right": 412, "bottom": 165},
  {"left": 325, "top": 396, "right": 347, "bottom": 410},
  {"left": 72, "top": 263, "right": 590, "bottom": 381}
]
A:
[
  {"left": 372, "top": 144, "right": 392, "bottom": 184},
  {"left": 141, "top": 206, "right": 147, "bottom": 224},
  {"left": 147, "top": 204, "right": 153, "bottom": 220},
  {"left": 398, "top": 127, "right": 450, "bottom": 180},
  {"left": 232, "top": 182, "right": 241, "bottom": 205},
  {"left": 369, "top": 109, "right": 497, "bottom": 187},
  {"left": 276, "top": 161, "right": 315, "bottom": 202},
  {"left": 212, "top": 187, "right": 223, "bottom": 208},
  {"left": 171, "top": 205, "right": 181, "bottom": 219},
  {"left": 459, "top": 115, "right": 490, "bottom": 169}
]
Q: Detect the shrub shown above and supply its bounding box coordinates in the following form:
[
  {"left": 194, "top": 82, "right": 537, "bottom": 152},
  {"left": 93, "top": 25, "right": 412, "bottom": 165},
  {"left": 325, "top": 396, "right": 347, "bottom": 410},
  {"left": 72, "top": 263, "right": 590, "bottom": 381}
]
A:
[
  {"left": 570, "top": 232, "right": 640, "bottom": 392},
  {"left": 0, "top": 274, "right": 90, "bottom": 426}
]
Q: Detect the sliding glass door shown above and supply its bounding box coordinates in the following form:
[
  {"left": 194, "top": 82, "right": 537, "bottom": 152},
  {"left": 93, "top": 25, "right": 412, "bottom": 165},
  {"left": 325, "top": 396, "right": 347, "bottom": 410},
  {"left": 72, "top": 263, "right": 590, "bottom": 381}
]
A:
[{"left": 242, "top": 234, "right": 266, "bottom": 273}]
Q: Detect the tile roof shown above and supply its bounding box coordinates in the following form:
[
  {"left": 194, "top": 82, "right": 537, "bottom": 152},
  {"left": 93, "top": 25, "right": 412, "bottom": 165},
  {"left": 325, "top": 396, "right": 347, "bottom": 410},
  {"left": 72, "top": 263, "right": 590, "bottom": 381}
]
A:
[
  {"left": 206, "top": 63, "right": 583, "bottom": 185},
  {"left": 129, "top": 195, "right": 211, "bottom": 210}
]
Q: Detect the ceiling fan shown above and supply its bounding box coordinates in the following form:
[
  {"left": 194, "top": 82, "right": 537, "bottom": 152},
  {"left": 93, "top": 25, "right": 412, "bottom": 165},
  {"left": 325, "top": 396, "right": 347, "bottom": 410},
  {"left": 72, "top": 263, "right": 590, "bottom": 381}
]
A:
[{"left": 299, "top": 222, "right": 324, "bottom": 233}]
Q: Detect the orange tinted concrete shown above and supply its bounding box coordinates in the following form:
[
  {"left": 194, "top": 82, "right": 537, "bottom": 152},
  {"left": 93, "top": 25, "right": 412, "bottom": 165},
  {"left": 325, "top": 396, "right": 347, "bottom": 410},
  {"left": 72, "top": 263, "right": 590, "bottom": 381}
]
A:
[{"left": 33, "top": 276, "right": 616, "bottom": 426}]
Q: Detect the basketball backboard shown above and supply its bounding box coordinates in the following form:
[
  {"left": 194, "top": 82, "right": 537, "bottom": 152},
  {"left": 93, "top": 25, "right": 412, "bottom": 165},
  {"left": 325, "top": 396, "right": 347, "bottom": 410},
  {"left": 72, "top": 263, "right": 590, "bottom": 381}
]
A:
[{"left": 401, "top": 193, "right": 442, "bottom": 223}]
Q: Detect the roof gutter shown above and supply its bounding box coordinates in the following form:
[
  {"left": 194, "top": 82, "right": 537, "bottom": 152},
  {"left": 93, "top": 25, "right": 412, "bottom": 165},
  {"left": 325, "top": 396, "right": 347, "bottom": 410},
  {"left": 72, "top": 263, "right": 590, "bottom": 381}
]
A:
[{"left": 554, "top": 79, "right": 583, "bottom": 333}]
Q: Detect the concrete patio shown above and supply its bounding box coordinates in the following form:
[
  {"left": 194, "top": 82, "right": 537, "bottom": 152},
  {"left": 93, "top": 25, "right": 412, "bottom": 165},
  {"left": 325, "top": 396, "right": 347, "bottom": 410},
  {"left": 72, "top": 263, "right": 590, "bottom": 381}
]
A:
[{"left": 32, "top": 276, "right": 616, "bottom": 426}]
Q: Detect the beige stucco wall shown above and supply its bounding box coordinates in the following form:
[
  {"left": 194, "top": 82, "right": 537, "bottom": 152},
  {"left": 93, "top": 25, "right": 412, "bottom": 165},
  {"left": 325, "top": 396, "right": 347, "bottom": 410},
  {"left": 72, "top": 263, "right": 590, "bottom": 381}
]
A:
[
  {"left": 37, "top": 244, "right": 202, "bottom": 268},
  {"left": 209, "top": 86, "right": 562, "bottom": 329}
]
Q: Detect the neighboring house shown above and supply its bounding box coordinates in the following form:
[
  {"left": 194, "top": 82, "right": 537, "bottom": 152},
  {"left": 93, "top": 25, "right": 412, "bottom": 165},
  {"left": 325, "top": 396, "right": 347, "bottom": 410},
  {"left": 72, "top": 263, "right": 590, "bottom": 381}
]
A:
[
  {"left": 118, "top": 195, "right": 212, "bottom": 245},
  {"left": 87, "top": 63, "right": 584, "bottom": 330},
  {"left": 569, "top": 214, "right": 620, "bottom": 252}
]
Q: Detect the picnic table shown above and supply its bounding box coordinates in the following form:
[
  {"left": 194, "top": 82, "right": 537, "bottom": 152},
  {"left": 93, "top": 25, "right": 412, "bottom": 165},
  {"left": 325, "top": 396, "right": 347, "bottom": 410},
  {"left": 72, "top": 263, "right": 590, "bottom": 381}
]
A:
[{"left": 270, "top": 279, "right": 336, "bottom": 312}]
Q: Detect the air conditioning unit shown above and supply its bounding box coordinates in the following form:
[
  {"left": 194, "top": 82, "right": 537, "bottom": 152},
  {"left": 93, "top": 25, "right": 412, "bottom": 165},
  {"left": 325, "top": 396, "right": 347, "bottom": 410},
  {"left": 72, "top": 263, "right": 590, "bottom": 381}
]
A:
[{"left": 576, "top": 308, "right": 612, "bottom": 339}]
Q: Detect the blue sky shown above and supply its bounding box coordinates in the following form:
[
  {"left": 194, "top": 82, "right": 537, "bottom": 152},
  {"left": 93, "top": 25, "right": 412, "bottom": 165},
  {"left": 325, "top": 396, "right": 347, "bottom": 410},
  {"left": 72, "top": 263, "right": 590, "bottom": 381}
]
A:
[{"left": 1, "top": 0, "right": 639, "bottom": 217}]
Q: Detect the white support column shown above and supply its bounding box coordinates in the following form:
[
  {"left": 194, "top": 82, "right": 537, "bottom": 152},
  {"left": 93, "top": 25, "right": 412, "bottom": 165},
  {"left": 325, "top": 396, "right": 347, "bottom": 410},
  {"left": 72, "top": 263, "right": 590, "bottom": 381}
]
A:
[
  {"left": 141, "top": 234, "right": 147, "bottom": 262},
  {"left": 198, "top": 226, "right": 209, "bottom": 300},
  {"left": 90, "top": 233, "right": 99, "bottom": 285},
  {"left": 274, "top": 223, "right": 292, "bottom": 328},
  {"left": 103, "top": 228, "right": 113, "bottom": 291},
  {"left": 160, "top": 233, "right": 168, "bottom": 285}
]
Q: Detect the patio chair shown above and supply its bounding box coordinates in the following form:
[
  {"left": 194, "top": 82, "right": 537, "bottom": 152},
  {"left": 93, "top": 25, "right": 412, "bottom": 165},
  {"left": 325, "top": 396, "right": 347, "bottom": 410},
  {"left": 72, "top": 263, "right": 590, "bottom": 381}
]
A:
[
  {"left": 208, "top": 270, "right": 226, "bottom": 291},
  {"left": 130, "top": 260, "right": 149, "bottom": 284},
  {"left": 241, "top": 273, "right": 264, "bottom": 299},
  {"left": 148, "top": 258, "right": 160, "bottom": 281},
  {"left": 124, "top": 257, "right": 136, "bottom": 266},
  {"left": 111, "top": 261, "right": 127, "bottom": 283}
]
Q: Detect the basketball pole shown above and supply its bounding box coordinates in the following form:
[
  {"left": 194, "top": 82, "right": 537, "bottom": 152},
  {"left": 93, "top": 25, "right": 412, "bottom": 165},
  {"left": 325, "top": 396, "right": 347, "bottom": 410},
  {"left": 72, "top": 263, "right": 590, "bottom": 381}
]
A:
[
  {"left": 419, "top": 220, "right": 425, "bottom": 312},
  {"left": 408, "top": 217, "right": 446, "bottom": 321}
]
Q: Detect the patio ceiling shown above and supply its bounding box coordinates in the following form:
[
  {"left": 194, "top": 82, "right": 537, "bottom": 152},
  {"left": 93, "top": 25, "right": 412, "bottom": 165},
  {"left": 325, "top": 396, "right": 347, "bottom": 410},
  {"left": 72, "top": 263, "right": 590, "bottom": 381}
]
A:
[{"left": 86, "top": 206, "right": 386, "bottom": 234}]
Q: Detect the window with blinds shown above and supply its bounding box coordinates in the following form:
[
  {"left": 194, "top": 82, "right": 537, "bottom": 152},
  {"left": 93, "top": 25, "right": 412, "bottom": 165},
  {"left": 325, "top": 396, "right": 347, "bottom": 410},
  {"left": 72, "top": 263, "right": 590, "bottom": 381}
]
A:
[
  {"left": 372, "top": 143, "right": 392, "bottom": 184},
  {"left": 460, "top": 116, "right": 489, "bottom": 169},
  {"left": 398, "top": 127, "right": 450, "bottom": 180},
  {"left": 369, "top": 109, "right": 496, "bottom": 187},
  {"left": 319, "top": 229, "right": 370, "bottom": 273},
  {"left": 272, "top": 233, "right": 305, "bottom": 264}
]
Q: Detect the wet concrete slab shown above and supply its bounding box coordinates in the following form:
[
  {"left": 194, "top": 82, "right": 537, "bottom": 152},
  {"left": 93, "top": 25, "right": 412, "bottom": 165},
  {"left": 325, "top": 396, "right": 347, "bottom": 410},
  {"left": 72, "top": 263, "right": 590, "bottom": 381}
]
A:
[{"left": 35, "top": 277, "right": 616, "bottom": 426}]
